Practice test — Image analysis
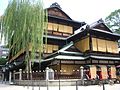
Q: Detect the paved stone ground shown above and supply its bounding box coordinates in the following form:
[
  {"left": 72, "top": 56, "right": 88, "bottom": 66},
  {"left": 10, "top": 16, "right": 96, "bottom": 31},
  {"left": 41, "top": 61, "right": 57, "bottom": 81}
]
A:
[{"left": 0, "top": 82, "right": 120, "bottom": 90}]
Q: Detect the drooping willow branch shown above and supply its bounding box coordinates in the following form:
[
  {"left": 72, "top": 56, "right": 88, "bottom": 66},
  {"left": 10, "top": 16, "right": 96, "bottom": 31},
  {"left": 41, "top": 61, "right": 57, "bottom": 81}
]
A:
[{"left": 1, "top": 0, "right": 48, "bottom": 64}]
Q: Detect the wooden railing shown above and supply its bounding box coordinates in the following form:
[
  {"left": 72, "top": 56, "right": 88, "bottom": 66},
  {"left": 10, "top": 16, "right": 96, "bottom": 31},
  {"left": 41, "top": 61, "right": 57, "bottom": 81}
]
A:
[
  {"left": 13, "top": 70, "right": 46, "bottom": 80},
  {"left": 54, "top": 71, "right": 81, "bottom": 79},
  {"left": 13, "top": 69, "right": 82, "bottom": 81}
]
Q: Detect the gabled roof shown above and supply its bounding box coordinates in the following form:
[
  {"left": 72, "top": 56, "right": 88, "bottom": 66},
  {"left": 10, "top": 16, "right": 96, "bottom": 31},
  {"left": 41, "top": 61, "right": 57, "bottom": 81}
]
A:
[
  {"left": 48, "top": 15, "right": 85, "bottom": 30},
  {"left": 67, "top": 19, "right": 120, "bottom": 42},
  {"left": 47, "top": 2, "right": 72, "bottom": 20},
  {"left": 90, "top": 28, "right": 120, "bottom": 40},
  {"left": 47, "top": 2, "right": 86, "bottom": 30},
  {"left": 90, "top": 19, "right": 113, "bottom": 33}
]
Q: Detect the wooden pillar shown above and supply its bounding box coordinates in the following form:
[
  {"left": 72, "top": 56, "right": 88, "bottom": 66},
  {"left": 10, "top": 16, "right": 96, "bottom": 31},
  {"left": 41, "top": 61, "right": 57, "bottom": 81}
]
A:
[
  {"left": 60, "top": 60, "right": 61, "bottom": 71},
  {"left": 89, "top": 29, "right": 92, "bottom": 52}
]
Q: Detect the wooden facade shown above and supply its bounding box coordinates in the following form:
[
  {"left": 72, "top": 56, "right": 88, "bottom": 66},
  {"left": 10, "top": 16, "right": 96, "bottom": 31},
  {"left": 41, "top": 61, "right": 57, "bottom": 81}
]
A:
[{"left": 6, "top": 3, "right": 120, "bottom": 80}]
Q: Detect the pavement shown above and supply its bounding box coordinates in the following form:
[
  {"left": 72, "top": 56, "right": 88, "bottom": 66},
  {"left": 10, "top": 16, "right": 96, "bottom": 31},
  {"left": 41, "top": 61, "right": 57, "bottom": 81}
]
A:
[{"left": 0, "top": 82, "right": 120, "bottom": 90}]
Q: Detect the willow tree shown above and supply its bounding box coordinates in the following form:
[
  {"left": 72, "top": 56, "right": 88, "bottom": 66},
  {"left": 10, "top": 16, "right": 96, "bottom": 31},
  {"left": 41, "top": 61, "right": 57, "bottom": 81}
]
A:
[{"left": 1, "top": 0, "right": 47, "bottom": 78}]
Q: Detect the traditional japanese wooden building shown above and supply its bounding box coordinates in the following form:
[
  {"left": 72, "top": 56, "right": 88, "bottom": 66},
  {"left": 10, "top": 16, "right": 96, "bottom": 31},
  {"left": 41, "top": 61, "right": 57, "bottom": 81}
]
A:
[{"left": 6, "top": 3, "right": 120, "bottom": 80}]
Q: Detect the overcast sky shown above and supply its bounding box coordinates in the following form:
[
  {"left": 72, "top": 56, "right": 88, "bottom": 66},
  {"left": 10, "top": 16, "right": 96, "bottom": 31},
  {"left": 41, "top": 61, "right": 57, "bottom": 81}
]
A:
[{"left": 0, "top": 0, "right": 120, "bottom": 24}]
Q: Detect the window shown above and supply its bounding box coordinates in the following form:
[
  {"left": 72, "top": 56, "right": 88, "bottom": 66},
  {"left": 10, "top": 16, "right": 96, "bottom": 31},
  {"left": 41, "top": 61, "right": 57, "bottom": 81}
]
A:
[
  {"left": 92, "top": 37, "right": 119, "bottom": 53},
  {"left": 47, "top": 45, "right": 53, "bottom": 53},
  {"left": 53, "top": 45, "right": 59, "bottom": 51},
  {"left": 48, "top": 23, "right": 53, "bottom": 31},
  {"left": 47, "top": 22, "right": 73, "bottom": 36},
  {"left": 106, "top": 40, "right": 112, "bottom": 53},
  {"left": 67, "top": 26, "right": 73, "bottom": 34},
  {"left": 58, "top": 24, "right": 64, "bottom": 32},
  {"left": 106, "top": 40, "right": 118, "bottom": 53},
  {"left": 97, "top": 39, "right": 106, "bottom": 52},
  {"left": 53, "top": 23, "right": 58, "bottom": 31},
  {"left": 63, "top": 26, "right": 73, "bottom": 34},
  {"left": 63, "top": 25, "right": 68, "bottom": 33},
  {"left": 92, "top": 38, "right": 97, "bottom": 51},
  {"left": 111, "top": 41, "right": 118, "bottom": 53}
]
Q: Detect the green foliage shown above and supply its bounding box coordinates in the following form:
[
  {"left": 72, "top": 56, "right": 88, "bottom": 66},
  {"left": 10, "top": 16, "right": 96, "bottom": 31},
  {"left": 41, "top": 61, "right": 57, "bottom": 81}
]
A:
[
  {"left": 0, "top": 58, "right": 7, "bottom": 65},
  {"left": 105, "top": 9, "right": 120, "bottom": 33},
  {"left": 1, "top": 0, "right": 48, "bottom": 62}
]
